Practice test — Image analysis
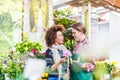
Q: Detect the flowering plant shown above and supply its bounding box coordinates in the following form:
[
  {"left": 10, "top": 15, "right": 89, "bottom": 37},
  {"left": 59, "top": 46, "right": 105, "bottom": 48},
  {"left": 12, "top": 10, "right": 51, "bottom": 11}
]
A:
[
  {"left": 15, "top": 39, "right": 45, "bottom": 59},
  {"left": 92, "top": 61, "right": 119, "bottom": 80},
  {"left": 29, "top": 48, "right": 45, "bottom": 59},
  {"left": 63, "top": 50, "right": 71, "bottom": 57},
  {"left": 85, "top": 63, "right": 96, "bottom": 72},
  {"left": 41, "top": 72, "right": 48, "bottom": 79},
  {"left": 38, "top": 72, "right": 48, "bottom": 80},
  {"left": 0, "top": 51, "right": 24, "bottom": 80},
  {"left": 105, "top": 61, "right": 117, "bottom": 74}
]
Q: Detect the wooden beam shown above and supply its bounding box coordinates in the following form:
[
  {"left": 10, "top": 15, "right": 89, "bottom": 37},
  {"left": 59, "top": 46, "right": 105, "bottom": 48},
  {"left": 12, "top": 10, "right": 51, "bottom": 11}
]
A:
[
  {"left": 103, "top": 0, "right": 120, "bottom": 9},
  {"left": 114, "top": 0, "right": 120, "bottom": 8},
  {"left": 66, "top": 0, "right": 88, "bottom": 7}
]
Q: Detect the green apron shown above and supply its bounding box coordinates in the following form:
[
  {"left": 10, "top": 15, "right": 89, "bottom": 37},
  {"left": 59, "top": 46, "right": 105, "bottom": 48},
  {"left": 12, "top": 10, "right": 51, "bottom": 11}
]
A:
[{"left": 70, "top": 54, "right": 93, "bottom": 80}]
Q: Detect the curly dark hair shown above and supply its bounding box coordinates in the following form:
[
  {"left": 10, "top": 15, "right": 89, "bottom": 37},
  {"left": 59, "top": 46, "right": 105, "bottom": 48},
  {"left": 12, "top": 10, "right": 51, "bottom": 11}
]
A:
[{"left": 45, "top": 24, "right": 65, "bottom": 47}]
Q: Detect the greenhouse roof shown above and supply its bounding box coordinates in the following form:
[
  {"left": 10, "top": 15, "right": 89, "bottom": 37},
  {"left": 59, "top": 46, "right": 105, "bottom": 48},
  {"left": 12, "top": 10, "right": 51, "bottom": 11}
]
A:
[{"left": 53, "top": 0, "right": 120, "bottom": 13}]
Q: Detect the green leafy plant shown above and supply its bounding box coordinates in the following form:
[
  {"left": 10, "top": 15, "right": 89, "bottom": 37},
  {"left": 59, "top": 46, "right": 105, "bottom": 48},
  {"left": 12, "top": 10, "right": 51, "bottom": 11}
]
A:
[
  {"left": 105, "top": 61, "right": 117, "bottom": 74},
  {"left": 0, "top": 51, "right": 24, "bottom": 80},
  {"left": 53, "top": 8, "right": 76, "bottom": 51},
  {"left": 93, "top": 61, "right": 118, "bottom": 80},
  {"left": 93, "top": 61, "right": 108, "bottom": 80},
  {"left": 0, "top": 41, "right": 44, "bottom": 80},
  {"left": 15, "top": 38, "right": 45, "bottom": 59},
  {"left": 0, "top": 63, "right": 5, "bottom": 80},
  {"left": 53, "top": 8, "right": 75, "bottom": 29}
]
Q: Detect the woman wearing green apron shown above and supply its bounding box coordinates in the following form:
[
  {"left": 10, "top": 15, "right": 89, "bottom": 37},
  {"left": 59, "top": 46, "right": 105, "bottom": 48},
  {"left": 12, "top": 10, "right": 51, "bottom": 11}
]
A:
[{"left": 70, "top": 22, "right": 95, "bottom": 80}]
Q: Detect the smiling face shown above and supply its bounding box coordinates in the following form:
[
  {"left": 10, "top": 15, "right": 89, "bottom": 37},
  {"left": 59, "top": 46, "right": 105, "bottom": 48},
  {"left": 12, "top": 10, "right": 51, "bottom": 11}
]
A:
[
  {"left": 55, "top": 31, "right": 64, "bottom": 45},
  {"left": 71, "top": 22, "right": 86, "bottom": 42},
  {"left": 72, "top": 28, "right": 83, "bottom": 41}
]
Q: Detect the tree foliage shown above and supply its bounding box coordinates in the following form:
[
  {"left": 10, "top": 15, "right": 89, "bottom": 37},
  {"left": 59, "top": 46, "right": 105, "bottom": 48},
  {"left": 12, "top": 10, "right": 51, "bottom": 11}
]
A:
[
  {"left": 53, "top": 8, "right": 76, "bottom": 51},
  {"left": 0, "top": 0, "right": 22, "bottom": 51}
]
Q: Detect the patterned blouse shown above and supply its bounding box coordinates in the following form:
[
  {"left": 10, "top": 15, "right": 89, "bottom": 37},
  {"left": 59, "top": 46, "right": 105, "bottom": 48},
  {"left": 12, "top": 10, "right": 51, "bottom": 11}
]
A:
[{"left": 45, "top": 46, "right": 68, "bottom": 79}]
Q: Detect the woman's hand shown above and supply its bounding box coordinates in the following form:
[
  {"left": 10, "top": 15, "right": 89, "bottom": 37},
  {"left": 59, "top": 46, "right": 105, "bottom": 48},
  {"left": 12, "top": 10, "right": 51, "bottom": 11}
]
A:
[
  {"left": 51, "top": 57, "right": 66, "bottom": 71},
  {"left": 59, "top": 57, "right": 67, "bottom": 64},
  {"left": 81, "top": 63, "right": 88, "bottom": 69},
  {"left": 81, "top": 63, "right": 96, "bottom": 72}
]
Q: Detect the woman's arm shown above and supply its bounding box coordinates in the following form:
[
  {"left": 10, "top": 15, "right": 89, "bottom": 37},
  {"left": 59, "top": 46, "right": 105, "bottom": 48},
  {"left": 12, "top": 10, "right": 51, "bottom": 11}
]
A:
[
  {"left": 45, "top": 49, "right": 66, "bottom": 71},
  {"left": 51, "top": 57, "right": 66, "bottom": 71}
]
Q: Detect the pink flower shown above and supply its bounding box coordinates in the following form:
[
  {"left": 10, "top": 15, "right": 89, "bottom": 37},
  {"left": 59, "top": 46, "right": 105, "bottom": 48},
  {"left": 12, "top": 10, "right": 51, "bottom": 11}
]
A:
[
  {"left": 42, "top": 52, "right": 46, "bottom": 55},
  {"left": 31, "top": 48, "right": 37, "bottom": 53},
  {"left": 63, "top": 50, "right": 71, "bottom": 57},
  {"left": 86, "top": 63, "right": 95, "bottom": 72},
  {"left": 30, "top": 52, "right": 35, "bottom": 57}
]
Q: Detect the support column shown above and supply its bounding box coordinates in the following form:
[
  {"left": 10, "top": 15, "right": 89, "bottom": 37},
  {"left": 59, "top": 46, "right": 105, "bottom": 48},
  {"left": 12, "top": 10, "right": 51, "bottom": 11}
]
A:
[
  {"left": 48, "top": 0, "right": 54, "bottom": 27},
  {"left": 88, "top": 1, "right": 91, "bottom": 41},
  {"left": 81, "top": 1, "right": 91, "bottom": 40},
  {"left": 23, "top": 0, "right": 30, "bottom": 35}
]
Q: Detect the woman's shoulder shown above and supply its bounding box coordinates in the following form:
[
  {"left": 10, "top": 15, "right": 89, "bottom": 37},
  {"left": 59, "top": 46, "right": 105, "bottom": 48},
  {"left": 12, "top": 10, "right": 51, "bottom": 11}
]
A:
[
  {"left": 46, "top": 48, "right": 51, "bottom": 53},
  {"left": 59, "top": 45, "right": 67, "bottom": 50},
  {"left": 45, "top": 48, "right": 53, "bottom": 56}
]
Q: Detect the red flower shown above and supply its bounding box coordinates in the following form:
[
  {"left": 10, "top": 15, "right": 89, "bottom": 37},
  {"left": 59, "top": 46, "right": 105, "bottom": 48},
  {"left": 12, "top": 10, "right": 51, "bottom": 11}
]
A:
[
  {"left": 31, "top": 48, "right": 37, "bottom": 53},
  {"left": 42, "top": 52, "right": 46, "bottom": 55}
]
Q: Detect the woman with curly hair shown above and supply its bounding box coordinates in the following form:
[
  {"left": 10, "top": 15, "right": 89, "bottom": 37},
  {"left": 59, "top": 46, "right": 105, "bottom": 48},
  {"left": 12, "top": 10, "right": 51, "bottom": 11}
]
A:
[{"left": 45, "top": 24, "right": 70, "bottom": 80}]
